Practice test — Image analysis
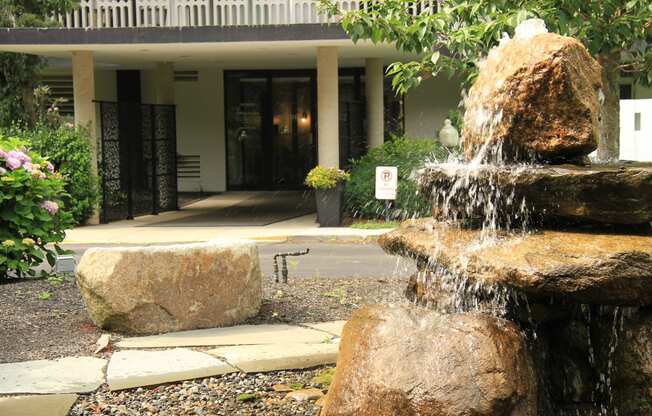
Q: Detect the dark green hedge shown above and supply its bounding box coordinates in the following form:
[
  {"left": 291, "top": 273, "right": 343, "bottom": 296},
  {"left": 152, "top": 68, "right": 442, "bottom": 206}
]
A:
[{"left": 344, "top": 136, "right": 448, "bottom": 220}]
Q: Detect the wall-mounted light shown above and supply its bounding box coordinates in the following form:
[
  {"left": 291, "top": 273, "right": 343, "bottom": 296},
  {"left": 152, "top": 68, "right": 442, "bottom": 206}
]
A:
[{"left": 300, "top": 112, "right": 309, "bottom": 124}]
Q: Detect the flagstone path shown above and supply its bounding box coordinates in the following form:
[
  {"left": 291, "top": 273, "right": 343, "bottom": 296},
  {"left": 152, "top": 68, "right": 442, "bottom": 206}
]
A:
[{"left": 0, "top": 320, "right": 346, "bottom": 416}]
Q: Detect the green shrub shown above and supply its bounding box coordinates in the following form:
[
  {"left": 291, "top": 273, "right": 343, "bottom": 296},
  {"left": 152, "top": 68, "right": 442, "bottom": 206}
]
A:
[
  {"left": 0, "top": 136, "right": 74, "bottom": 279},
  {"left": 305, "top": 166, "right": 350, "bottom": 189},
  {"left": 344, "top": 136, "right": 448, "bottom": 219},
  {"left": 6, "top": 124, "right": 99, "bottom": 224}
]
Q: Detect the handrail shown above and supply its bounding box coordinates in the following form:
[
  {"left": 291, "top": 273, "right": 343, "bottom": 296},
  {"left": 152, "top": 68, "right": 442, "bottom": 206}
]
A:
[{"left": 56, "top": 0, "right": 435, "bottom": 29}]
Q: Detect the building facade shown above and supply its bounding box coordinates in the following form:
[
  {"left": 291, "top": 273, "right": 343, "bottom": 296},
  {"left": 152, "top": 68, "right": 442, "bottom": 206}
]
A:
[
  {"left": 1, "top": 1, "right": 650, "bottom": 222},
  {"left": 0, "top": 0, "right": 462, "bottom": 198}
]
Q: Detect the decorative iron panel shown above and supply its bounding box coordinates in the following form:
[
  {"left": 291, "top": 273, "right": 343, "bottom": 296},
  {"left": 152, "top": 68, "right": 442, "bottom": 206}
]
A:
[{"left": 99, "top": 101, "right": 178, "bottom": 223}]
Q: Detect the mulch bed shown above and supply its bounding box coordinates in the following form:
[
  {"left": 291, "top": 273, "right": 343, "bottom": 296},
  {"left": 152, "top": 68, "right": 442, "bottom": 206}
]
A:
[
  {"left": 0, "top": 275, "right": 408, "bottom": 363},
  {"left": 0, "top": 277, "right": 105, "bottom": 363}
]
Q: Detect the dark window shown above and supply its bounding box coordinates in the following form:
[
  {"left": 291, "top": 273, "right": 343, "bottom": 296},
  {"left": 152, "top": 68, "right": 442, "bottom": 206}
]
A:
[{"left": 620, "top": 84, "right": 633, "bottom": 100}]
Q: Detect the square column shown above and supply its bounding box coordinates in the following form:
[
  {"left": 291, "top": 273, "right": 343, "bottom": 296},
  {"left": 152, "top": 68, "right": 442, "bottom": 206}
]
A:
[
  {"left": 72, "top": 51, "right": 100, "bottom": 224},
  {"left": 153, "top": 62, "right": 175, "bottom": 105},
  {"left": 365, "top": 58, "right": 385, "bottom": 148},
  {"left": 72, "top": 51, "right": 96, "bottom": 139},
  {"left": 317, "top": 46, "right": 339, "bottom": 168}
]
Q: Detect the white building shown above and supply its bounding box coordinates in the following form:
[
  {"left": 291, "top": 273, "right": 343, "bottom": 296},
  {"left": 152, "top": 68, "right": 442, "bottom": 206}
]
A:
[{"left": 1, "top": 1, "right": 649, "bottom": 221}]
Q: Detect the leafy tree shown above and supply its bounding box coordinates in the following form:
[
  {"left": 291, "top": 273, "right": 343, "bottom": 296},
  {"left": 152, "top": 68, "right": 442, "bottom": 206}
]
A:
[
  {"left": 0, "top": 0, "right": 75, "bottom": 128},
  {"left": 324, "top": 0, "right": 652, "bottom": 161}
]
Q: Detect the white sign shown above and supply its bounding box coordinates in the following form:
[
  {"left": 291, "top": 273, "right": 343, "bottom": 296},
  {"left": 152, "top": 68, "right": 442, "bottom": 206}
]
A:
[{"left": 375, "top": 166, "right": 398, "bottom": 200}]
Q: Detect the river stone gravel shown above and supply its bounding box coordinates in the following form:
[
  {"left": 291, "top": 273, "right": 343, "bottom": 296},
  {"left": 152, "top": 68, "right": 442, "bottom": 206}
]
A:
[{"left": 70, "top": 368, "right": 332, "bottom": 416}]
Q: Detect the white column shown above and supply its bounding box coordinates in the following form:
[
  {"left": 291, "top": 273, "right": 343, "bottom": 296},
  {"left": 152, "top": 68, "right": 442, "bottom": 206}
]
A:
[
  {"left": 317, "top": 46, "right": 339, "bottom": 168},
  {"left": 72, "top": 50, "right": 99, "bottom": 224},
  {"left": 153, "top": 62, "right": 175, "bottom": 105},
  {"left": 365, "top": 58, "right": 384, "bottom": 148}
]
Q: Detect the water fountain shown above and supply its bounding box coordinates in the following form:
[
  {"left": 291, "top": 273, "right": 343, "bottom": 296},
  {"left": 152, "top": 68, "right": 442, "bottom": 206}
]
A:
[{"left": 320, "top": 20, "right": 652, "bottom": 416}]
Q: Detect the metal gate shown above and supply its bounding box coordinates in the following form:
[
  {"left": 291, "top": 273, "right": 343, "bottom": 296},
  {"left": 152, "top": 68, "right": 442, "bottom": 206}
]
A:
[{"left": 98, "top": 101, "right": 178, "bottom": 224}]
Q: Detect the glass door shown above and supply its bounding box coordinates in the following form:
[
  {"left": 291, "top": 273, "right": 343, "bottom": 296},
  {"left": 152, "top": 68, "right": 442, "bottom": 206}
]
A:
[
  {"left": 226, "top": 71, "right": 316, "bottom": 190},
  {"left": 271, "top": 76, "right": 314, "bottom": 188},
  {"left": 225, "top": 77, "right": 268, "bottom": 189}
]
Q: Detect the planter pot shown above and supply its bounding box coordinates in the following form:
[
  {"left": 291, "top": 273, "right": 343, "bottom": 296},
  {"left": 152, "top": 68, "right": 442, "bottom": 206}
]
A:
[{"left": 315, "top": 184, "right": 343, "bottom": 227}]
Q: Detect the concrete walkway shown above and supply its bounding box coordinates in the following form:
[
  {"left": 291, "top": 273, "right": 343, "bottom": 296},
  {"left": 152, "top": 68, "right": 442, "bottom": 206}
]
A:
[
  {"left": 0, "top": 321, "right": 346, "bottom": 415},
  {"left": 64, "top": 193, "right": 390, "bottom": 245}
]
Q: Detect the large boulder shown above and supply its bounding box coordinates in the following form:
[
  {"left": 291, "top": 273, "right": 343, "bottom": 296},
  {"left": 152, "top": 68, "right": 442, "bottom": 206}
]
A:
[
  {"left": 379, "top": 220, "right": 652, "bottom": 306},
  {"left": 463, "top": 20, "right": 603, "bottom": 163},
  {"left": 418, "top": 163, "right": 652, "bottom": 226},
  {"left": 320, "top": 305, "right": 537, "bottom": 416},
  {"left": 76, "top": 240, "right": 262, "bottom": 334}
]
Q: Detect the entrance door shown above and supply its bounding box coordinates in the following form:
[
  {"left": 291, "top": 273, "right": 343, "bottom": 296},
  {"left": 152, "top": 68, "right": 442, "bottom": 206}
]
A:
[{"left": 226, "top": 71, "right": 316, "bottom": 190}]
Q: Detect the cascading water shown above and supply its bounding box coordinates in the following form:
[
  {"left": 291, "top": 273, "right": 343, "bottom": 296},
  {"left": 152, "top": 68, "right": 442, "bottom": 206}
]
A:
[
  {"left": 402, "top": 18, "right": 647, "bottom": 416},
  {"left": 323, "top": 15, "right": 652, "bottom": 416}
]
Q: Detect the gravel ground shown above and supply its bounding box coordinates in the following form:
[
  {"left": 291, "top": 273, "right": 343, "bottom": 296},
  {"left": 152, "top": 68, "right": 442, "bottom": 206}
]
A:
[
  {"left": 71, "top": 368, "right": 333, "bottom": 416},
  {"left": 0, "top": 275, "right": 408, "bottom": 363},
  {"left": 0, "top": 276, "right": 106, "bottom": 363},
  {"left": 2, "top": 271, "right": 408, "bottom": 415}
]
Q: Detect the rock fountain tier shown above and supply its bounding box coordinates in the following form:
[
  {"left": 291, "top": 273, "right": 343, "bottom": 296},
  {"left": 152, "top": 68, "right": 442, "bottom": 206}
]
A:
[
  {"left": 420, "top": 163, "right": 652, "bottom": 226},
  {"left": 320, "top": 305, "right": 538, "bottom": 416},
  {"left": 463, "top": 22, "right": 602, "bottom": 163},
  {"left": 379, "top": 219, "right": 652, "bottom": 306}
]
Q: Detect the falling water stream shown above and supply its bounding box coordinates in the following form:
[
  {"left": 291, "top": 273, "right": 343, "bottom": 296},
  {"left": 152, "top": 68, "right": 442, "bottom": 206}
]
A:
[{"left": 410, "top": 18, "right": 625, "bottom": 415}]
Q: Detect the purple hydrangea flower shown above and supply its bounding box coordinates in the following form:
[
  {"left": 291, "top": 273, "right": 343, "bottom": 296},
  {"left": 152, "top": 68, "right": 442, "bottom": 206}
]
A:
[
  {"left": 46, "top": 162, "right": 55, "bottom": 173},
  {"left": 40, "top": 200, "right": 59, "bottom": 215},
  {"left": 5, "top": 157, "right": 21, "bottom": 170},
  {"left": 8, "top": 150, "right": 31, "bottom": 164}
]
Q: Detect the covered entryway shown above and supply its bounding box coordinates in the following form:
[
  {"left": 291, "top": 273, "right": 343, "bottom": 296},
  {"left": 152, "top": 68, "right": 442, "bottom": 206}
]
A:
[
  {"left": 225, "top": 70, "right": 316, "bottom": 190},
  {"left": 140, "top": 191, "right": 314, "bottom": 227}
]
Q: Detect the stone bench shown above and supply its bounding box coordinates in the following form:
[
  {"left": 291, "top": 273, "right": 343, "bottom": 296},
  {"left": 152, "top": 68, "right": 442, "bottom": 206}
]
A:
[{"left": 76, "top": 240, "right": 262, "bottom": 335}]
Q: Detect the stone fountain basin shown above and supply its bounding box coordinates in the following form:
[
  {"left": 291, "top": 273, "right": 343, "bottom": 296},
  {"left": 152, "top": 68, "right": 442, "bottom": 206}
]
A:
[
  {"left": 419, "top": 163, "right": 652, "bottom": 226},
  {"left": 379, "top": 219, "right": 652, "bottom": 306}
]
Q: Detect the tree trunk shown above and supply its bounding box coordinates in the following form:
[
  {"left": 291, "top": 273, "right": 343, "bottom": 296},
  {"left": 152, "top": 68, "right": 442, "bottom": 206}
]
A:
[{"left": 597, "top": 53, "right": 620, "bottom": 162}]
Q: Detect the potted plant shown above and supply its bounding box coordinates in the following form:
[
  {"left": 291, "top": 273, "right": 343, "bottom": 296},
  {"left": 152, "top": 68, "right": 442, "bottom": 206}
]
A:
[{"left": 305, "top": 166, "right": 350, "bottom": 227}]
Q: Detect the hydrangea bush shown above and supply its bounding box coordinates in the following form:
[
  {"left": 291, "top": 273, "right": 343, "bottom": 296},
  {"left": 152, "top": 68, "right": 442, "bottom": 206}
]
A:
[{"left": 0, "top": 136, "right": 74, "bottom": 279}]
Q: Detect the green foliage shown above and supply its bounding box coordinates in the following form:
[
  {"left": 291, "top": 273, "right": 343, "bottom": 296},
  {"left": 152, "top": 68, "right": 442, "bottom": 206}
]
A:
[
  {"left": 344, "top": 136, "right": 448, "bottom": 219},
  {"left": 311, "top": 368, "right": 336, "bottom": 389},
  {"left": 447, "top": 109, "right": 464, "bottom": 133},
  {"left": 323, "top": 0, "right": 652, "bottom": 93},
  {"left": 236, "top": 393, "right": 257, "bottom": 402},
  {"left": 5, "top": 124, "right": 100, "bottom": 224},
  {"left": 349, "top": 220, "right": 400, "bottom": 229},
  {"left": 37, "top": 291, "right": 52, "bottom": 300},
  {"left": 0, "top": 135, "right": 74, "bottom": 279},
  {"left": 305, "top": 166, "right": 351, "bottom": 190},
  {"left": 0, "top": 0, "right": 76, "bottom": 129}
]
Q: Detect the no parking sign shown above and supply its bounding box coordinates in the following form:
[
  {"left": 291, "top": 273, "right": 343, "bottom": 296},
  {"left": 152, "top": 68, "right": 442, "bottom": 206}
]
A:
[{"left": 375, "top": 166, "right": 398, "bottom": 200}]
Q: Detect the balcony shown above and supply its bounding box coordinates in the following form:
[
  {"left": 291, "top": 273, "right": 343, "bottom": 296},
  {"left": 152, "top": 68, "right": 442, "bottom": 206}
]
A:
[
  {"left": 56, "top": 0, "right": 348, "bottom": 28},
  {"left": 55, "top": 0, "right": 434, "bottom": 29}
]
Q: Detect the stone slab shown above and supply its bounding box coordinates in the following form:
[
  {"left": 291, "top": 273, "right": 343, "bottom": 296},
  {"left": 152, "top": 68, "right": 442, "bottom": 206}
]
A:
[
  {"left": 379, "top": 219, "right": 652, "bottom": 305},
  {"left": 107, "top": 348, "right": 237, "bottom": 391},
  {"left": 0, "top": 357, "right": 106, "bottom": 394},
  {"left": 116, "top": 324, "right": 334, "bottom": 349},
  {"left": 419, "top": 163, "right": 652, "bottom": 226},
  {"left": 303, "top": 321, "right": 347, "bottom": 337},
  {"left": 207, "top": 342, "right": 339, "bottom": 373},
  {"left": 0, "top": 394, "right": 78, "bottom": 416}
]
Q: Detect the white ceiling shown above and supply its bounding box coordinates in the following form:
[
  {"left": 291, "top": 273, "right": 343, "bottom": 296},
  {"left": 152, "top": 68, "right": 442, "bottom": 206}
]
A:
[{"left": 1, "top": 39, "right": 418, "bottom": 70}]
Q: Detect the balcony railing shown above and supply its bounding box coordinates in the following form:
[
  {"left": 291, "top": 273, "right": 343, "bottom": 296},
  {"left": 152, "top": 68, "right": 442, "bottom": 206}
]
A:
[{"left": 55, "top": 0, "right": 434, "bottom": 29}]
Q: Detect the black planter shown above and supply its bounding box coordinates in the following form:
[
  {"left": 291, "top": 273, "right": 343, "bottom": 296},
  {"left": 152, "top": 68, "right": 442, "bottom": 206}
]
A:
[{"left": 315, "top": 184, "right": 343, "bottom": 227}]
